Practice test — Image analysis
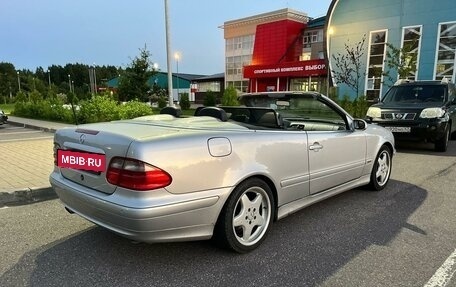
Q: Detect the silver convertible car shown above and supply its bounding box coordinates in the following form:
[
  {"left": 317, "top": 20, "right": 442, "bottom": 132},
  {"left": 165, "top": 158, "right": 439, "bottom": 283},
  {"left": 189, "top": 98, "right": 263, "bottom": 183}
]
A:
[{"left": 50, "top": 92, "right": 395, "bottom": 253}]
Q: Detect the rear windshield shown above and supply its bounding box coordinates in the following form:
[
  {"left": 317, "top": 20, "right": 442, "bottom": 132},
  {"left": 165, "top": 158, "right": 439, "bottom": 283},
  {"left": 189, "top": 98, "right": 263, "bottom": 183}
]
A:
[{"left": 382, "top": 85, "right": 446, "bottom": 104}]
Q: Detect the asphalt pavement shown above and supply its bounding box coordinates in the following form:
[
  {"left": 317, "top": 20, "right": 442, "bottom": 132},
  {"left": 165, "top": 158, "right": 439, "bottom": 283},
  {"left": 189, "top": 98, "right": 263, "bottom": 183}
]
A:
[{"left": 0, "top": 117, "right": 75, "bottom": 206}]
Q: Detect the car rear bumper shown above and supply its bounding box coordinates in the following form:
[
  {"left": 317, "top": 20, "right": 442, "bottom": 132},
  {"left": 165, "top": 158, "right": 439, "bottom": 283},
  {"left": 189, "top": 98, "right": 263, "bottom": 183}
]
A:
[{"left": 50, "top": 171, "right": 231, "bottom": 243}]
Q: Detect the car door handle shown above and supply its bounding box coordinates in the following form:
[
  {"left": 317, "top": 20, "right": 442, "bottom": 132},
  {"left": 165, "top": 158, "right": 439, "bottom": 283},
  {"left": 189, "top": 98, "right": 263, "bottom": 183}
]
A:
[{"left": 309, "top": 142, "right": 323, "bottom": 151}]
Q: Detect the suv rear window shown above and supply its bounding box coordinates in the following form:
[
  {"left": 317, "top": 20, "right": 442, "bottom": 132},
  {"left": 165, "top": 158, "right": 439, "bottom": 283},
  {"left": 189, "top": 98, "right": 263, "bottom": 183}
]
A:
[{"left": 382, "top": 85, "right": 446, "bottom": 104}]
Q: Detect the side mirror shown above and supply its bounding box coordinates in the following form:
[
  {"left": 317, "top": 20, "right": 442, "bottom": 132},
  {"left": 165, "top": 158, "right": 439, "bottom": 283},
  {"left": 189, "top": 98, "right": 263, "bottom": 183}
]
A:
[{"left": 353, "top": 119, "right": 367, "bottom": 130}]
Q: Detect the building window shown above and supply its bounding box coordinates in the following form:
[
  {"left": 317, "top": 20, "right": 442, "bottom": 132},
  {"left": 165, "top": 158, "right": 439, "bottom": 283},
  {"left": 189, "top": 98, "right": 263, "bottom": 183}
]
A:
[
  {"left": 225, "top": 35, "right": 254, "bottom": 87},
  {"left": 226, "top": 81, "right": 249, "bottom": 93},
  {"left": 401, "top": 26, "right": 422, "bottom": 80},
  {"left": 300, "top": 52, "right": 311, "bottom": 61},
  {"left": 226, "top": 35, "right": 255, "bottom": 52},
  {"left": 290, "top": 77, "right": 323, "bottom": 92},
  {"left": 434, "top": 22, "right": 456, "bottom": 82},
  {"left": 197, "top": 81, "right": 221, "bottom": 92},
  {"left": 226, "top": 56, "right": 248, "bottom": 77},
  {"left": 303, "top": 30, "right": 323, "bottom": 47},
  {"left": 365, "top": 30, "right": 387, "bottom": 101}
]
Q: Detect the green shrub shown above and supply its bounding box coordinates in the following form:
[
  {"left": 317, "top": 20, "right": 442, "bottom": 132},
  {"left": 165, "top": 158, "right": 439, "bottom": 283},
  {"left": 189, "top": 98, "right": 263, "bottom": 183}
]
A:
[
  {"left": 15, "top": 91, "right": 27, "bottom": 103},
  {"left": 12, "top": 99, "right": 74, "bottom": 122},
  {"left": 179, "top": 93, "right": 190, "bottom": 110},
  {"left": 353, "top": 96, "right": 368, "bottom": 118},
  {"left": 119, "top": 101, "right": 153, "bottom": 119},
  {"left": 29, "top": 90, "right": 43, "bottom": 104},
  {"left": 0, "top": 103, "right": 14, "bottom": 113},
  {"left": 221, "top": 86, "right": 239, "bottom": 106},
  {"left": 203, "top": 90, "right": 216, "bottom": 106},
  {"left": 12, "top": 95, "right": 153, "bottom": 124},
  {"left": 158, "top": 97, "right": 167, "bottom": 109},
  {"left": 78, "top": 95, "right": 120, "bottom": 124},
  {"left": 335, "top": 95, "right": 369, "bottom": 118}
]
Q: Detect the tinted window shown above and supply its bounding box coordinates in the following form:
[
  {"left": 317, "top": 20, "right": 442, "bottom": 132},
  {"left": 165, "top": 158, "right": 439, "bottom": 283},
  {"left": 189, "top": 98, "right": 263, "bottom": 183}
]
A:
[{"left": 382, "top": 85, "right": 446, "bottom": 103}]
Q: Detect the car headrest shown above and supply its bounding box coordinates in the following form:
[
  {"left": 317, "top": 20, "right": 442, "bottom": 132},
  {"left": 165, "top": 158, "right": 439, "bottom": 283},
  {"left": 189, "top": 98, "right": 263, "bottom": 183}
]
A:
[
  {"left": 160, "top": 106, "right": 182, "bottom": 117},
  {"left": 194, "top": 106, "right": 205, "bottom": 116},
  {"left": 257, "top": 111, "right": 281, "bottom": 128},
  {"left": 196, "top": 107, "right": 228, "bottom": 122}
]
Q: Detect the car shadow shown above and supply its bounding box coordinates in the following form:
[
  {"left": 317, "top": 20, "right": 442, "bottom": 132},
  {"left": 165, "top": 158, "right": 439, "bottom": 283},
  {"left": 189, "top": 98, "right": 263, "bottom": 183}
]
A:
[
  {"left": 395, "top": 140, "right": 456, "bottom": 156},
  {"left": 0, "top": 179, "right": 426, "bottom": 287}
]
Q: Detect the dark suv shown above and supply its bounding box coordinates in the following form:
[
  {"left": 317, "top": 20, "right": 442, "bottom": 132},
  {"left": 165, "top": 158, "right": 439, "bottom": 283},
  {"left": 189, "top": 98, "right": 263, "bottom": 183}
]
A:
[{"left": 366, "top": 79, "right": 456, "bottom": 152}]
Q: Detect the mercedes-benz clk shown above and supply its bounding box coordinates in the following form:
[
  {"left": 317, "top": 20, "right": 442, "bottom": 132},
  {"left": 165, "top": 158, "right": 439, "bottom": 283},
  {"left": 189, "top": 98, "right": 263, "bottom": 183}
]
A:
[{"left": 50, "top": 92, "right": 395, "bottom": 253}]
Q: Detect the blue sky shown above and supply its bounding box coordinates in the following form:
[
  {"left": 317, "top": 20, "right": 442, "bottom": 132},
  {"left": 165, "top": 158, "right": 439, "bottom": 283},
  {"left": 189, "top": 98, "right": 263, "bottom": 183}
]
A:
[{"left": 0, "top": 0, "right": 331, "bottom": 75}]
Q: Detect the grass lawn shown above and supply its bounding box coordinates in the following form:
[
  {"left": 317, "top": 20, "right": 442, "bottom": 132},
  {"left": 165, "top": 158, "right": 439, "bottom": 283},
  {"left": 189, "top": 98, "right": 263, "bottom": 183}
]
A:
[{"left": 0, "top": 104, "right": 14, "bottom": 114}]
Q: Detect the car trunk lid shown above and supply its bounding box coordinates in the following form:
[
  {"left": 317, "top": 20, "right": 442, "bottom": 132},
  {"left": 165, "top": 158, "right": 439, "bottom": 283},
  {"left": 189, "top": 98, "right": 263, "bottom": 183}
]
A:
[{"left": 55, "top": 121, "right": 184, "bottom": 194}]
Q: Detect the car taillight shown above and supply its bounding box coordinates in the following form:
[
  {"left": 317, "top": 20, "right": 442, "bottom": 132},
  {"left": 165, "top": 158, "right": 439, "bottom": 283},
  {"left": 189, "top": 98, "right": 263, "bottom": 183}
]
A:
[{"left": 106, "top": 157, "right": 172, "bottom": 191}]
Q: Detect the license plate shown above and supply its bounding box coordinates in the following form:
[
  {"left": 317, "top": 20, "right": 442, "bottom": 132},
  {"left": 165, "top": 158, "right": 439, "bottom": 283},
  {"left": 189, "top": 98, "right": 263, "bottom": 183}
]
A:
[
  {"left": 385, "top": 126, "right": 411, "bottom": 133},
  {"left": 57, "top": 150, "right": 106, "bottom": 172}
]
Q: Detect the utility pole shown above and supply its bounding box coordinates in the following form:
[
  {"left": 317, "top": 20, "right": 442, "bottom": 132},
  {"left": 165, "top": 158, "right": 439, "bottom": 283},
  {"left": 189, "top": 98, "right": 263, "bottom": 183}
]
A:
[
  {"left": 164, "top": 0, "right": 174, "bottom": 106},
  {"left": 17, "top": 71, "right": 21, "bottom": 92},
  {"left": 175, "top": 52, "right": 180, "bottom": 102},
  {"left": 47, "top": 69, "right": 51, "bottom": 87}
]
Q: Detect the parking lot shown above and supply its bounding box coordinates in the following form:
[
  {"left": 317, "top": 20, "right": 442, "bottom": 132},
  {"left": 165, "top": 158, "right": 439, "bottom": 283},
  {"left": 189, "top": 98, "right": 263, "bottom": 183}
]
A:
[
  {"left": 0, "top": 123, "right": 455, "bottom": 286},
  {"left": 0, "top": 124, "right": 54, "bottom": 142},
  {"left": 0, "top": 123, "right": 54, "bottom": 192}
]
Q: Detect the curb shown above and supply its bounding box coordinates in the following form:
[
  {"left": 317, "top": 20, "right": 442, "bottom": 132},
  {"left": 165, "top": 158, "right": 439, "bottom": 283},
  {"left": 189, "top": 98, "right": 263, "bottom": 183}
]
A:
[
  {"left": 7, "top": 121, "right": 58, "bottom": 133},
  {"left": 0, "top": 186, "right": 57, "bottom": 207}
]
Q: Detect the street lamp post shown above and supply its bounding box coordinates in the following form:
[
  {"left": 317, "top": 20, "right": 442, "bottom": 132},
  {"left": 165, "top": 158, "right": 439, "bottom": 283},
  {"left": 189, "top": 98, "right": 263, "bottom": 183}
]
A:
[
  {"left": 174, "top": 52, "right": 180, "bottom": 102},
  {"left": 164, "top": 0, "right": 174, "bottom": 106},
  {"left": 327, "top": 27, "right": 334, "bottom": 96},
  {"left": 17, "top": 71, "right": 21, "bottom": 92},
  {"left": 68, "top": 74, "right": 72, "bottom": 93},
  {"left": 47, "top": 69, "right": 51, "bottom": 87},
  {"left": 93, "top": 63, "right": 97, "bottom": 94}
]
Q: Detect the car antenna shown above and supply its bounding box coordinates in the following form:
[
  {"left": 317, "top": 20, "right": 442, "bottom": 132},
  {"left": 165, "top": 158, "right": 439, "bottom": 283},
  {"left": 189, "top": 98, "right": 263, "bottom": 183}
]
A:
[{"left": 68, "top": 92, "right": 79, "bottom": 126}]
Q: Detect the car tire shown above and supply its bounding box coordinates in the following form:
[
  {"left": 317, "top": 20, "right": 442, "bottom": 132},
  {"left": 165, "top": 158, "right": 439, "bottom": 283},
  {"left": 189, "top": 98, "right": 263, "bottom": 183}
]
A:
[
  {"left": 214, "top": 178, "right": 274, "bottom": 253},
  {"left": 368, "top": 145, "right": 392, "bottom": 191},
  {"left": 435, "top": 125, "right": 450, "bottom": 152}
]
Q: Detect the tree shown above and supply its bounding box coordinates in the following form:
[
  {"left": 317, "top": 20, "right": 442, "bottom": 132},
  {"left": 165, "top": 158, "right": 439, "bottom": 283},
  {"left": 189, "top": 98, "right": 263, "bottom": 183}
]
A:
[
  {"left": 331, "top": 35, "right": 367, "bottom": 98},
  {"left": 221, "top": 86, "right": 239, "bottom": 106},
  {"left": 118, "top": 45, "right": 157, "bottom": 102},
  {"left": 29, "top": 89, "right": 43, "bottom": 104},
  {"left": 179, "top": 93, "right": 190, "bottom": 110},
  {"left": 46, "top": 63, "right": 119, "bottom": 99},
  {"left": 0, "top": 62, "right": 17, "bottom": 99},
  {"left": 203, "top": 90, "right": 217, "bottom": 106},
  {"left": 382, "top": 41, "right": 418, "bottom": 87}
]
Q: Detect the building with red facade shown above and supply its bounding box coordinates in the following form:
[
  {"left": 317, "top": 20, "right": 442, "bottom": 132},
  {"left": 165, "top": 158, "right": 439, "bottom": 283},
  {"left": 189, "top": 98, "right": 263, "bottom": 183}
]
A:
[{"left": 222, "top": 9, "right": 328, "bottom": 94}]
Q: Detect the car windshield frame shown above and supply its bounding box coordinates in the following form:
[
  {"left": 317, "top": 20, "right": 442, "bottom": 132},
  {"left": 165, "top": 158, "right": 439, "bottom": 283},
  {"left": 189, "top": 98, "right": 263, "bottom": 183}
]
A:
[{"left": 237, "top": 92, "right": 350, "bottom": 130}]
